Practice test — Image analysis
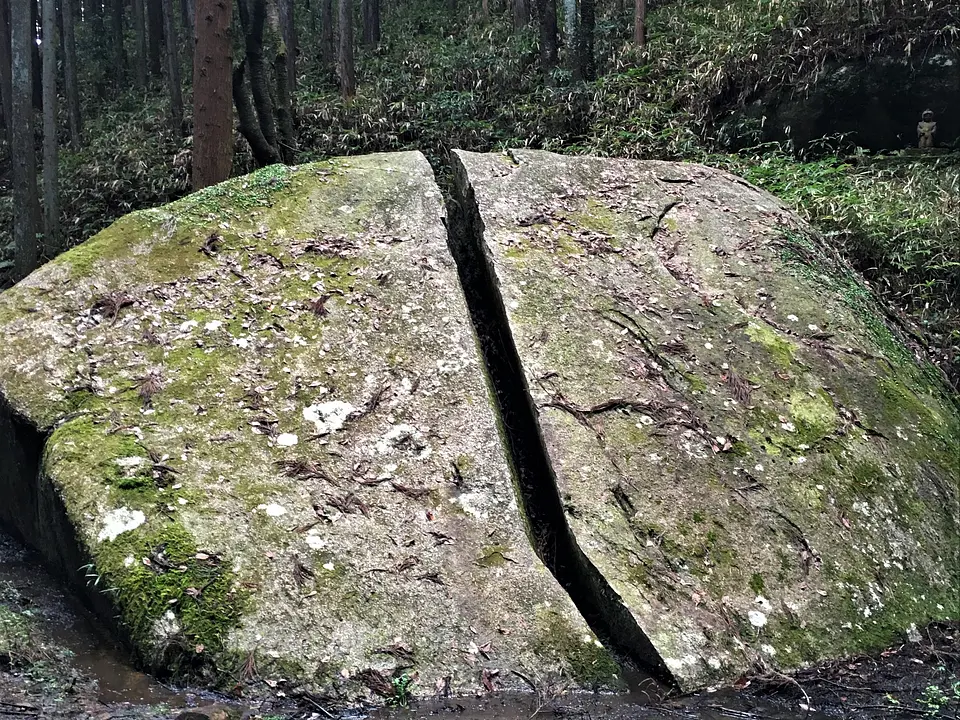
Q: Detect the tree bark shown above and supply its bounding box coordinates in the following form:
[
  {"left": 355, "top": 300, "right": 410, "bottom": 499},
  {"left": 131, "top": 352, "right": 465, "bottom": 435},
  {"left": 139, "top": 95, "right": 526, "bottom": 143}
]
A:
[
  {"left": 320, "top": 0, "right": 334, "bottom": 79},
  {"left": 481, "top": 0, "right": 489, "bottom": 23},
  {"left": 577, "top": 0, "right": 594, "bottom": 80},
  {"left": 12, "top": 0, "right": 38, "bottom": 280},
  {"left": 181, "top": 0, "right": 195, "bottom": 35},
  {"left": 161, "top": 0, "right": 183, "bottom": 133},
  {"left": 536, "top": 0, "right": 557, "bottom": 75},
  {"left": 41, "top": 0, "right": 59, "bottom": 253},
  {"left": 239, "top": 0, "right": 279, "bottom": 151},
  {"left": 633, "top": 0, "right": 645, "bottom": 47},
  {"left": 512, "top": 0, "right": 529, "bottom": 29},
  {"left": 0, "top": 0, "right": 13, "bottom": 148},
  {"left": 279, "top": 0, "right": 296, "bottom": 92},
  {"left": 232, "top": 61, "right": 281, "bottom": 165},
  {"left": 109, "top": 0, "right": 125, "bottom": 85},
  {"left": 267, "top": 0, "right": 294, "bottom": 161},
  {"left": 338, "top": 0, "right": 355, "bottom": 99},
  {"left": 192, "top": 0, "right": 233, "bottom": 189},
  {"left": 60, "top": 0, "right": 81, "bottom": 147},
  {"left": 361, "top": 0, "right": 379, "bottom": 47},
  {"left": 132, "top": 0, "right": 148, "bottom": 86},
  {"left": 147, "top": 0, "right": 164, "bottom": 76}
]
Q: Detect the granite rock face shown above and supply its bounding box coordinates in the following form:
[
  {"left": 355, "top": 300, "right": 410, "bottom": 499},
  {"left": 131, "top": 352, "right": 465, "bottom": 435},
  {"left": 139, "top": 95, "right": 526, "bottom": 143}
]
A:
[
  {"left": 0, "top": 149, "right": 957, "bottom": 699},
  {"left": 451, "top": 148, "right": 959, "bottom": 690},
  {"left": 0, "top": 152, "right": 612, "bottom": 699}
]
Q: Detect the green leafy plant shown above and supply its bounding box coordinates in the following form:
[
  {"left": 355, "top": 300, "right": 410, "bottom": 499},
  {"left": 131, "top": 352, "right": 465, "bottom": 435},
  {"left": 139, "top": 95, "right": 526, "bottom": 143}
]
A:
[{"left": 388, "top": 671, "right": 416, "bottom": 708}]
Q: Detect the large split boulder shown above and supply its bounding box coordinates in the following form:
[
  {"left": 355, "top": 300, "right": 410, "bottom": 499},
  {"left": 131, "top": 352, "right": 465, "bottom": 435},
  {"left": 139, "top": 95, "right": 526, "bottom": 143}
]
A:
[
  {"left": 0, "top": 153, "right": 613, "bottom": 698},
  {"left": 451, "top": 149, "right": 959, "bottom": 690},
  {"left": 0, "top": 148, "right": 957, "bottom": 699}
]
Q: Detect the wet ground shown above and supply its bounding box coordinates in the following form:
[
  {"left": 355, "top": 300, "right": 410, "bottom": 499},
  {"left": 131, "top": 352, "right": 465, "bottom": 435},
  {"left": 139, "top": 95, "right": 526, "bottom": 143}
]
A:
[{"left": 0, "top": 528, "right": 956, "bottom": 720}]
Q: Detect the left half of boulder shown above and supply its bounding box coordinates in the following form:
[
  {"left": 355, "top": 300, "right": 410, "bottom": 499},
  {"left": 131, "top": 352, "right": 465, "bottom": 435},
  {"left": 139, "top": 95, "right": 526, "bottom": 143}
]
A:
[{"left": 0, "top": 153, "right": 612, "bottom": 699}]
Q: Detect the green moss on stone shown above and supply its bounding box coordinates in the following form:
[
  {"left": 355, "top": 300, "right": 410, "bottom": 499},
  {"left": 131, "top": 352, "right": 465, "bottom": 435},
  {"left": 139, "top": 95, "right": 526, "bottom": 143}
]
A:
[
  {"left": 744, "top": 322, "right": 795, "bottom": 367},
  {"left": 533, "top": 607, "right": 622, "bottom": 687},
  {"left": 93, "top": 520, "right": 247, "bottom": 671}
]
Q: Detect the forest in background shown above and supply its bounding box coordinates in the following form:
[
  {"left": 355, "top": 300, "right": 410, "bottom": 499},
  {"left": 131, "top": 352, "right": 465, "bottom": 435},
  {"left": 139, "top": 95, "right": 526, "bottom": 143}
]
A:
[{"left": 0, "top": 0, "right": 957, "bottom": 381}]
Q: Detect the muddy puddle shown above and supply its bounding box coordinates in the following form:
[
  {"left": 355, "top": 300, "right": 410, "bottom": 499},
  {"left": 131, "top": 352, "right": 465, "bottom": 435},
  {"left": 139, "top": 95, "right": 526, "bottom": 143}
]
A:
[{"left": 0, "top": 526, "right": 955, "bottom": 720}]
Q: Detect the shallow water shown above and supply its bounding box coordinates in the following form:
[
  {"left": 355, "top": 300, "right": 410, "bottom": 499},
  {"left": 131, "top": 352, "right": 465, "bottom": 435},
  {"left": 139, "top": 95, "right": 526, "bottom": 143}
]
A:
[{"left": 0, "top": 529, "right": 188, "bottom": 707}]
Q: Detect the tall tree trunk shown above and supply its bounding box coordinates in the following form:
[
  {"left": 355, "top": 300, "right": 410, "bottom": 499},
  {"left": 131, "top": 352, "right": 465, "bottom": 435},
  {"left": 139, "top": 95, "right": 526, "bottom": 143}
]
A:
[
  {"left": 192, "top": 0, "right": 233, "bottom": 189},
  {"left": 267, "top": 0, "right": 294, "bottom": 161},
  {"left": 338, "top": 0, "right": 355, "bottom": 99},
  {"left": 181, "top": 0, "right": 194, "bottom": 34},
  {"left": 361, "top": 0, "right": 379, "bottom": 47},
  {"left": 232, "top": 61, "right": 280, "bottom": 165},
  {"left": 577, "top": 0, "right": 594, "bottom": 80},
  {"left": 512, "top": 0, "right": 529, "bottom": 28},
  {"left": 240, "top": 0, "right": 279, "bottom": 151},
  {"left": 320, "top": 0, "right": 334, "bottom": 79},
  {"left": 562, "top": 0, "right": 576, "bottom": 41},
  {"left": 279, "top": 0, "right": 296, "bottom": 92},
  {"left": 633, "top": 0, "right": 645, "bottom": 47},
  {"left": 109, "top": 0, "right": 125, "bottom": 86},
  {"left": 481, "top": 0, "right": 489, "bottom": 23},
  {"left": 60, "top": 0, "right": 82, "bottom": 147},
  {"left": 41, "top": 0, "right": 59, "bottom": 253},
  {"left": 0, "top": 0, "right": 13, "bottom": 148},
  {"left": 12, "top": 0, "right": 38, "bottom": 280},
  {"left": 536, "top": 0, "right": 557, "bottom": 75},
  {"left": 161, "top": 0, "right": 183, "bottom": 133},
  {"left": 147, "top": 0, "right": 163, "bottom": 76},
  {"left": 132, "top": 0, "right": 148, "bottom": 86}
]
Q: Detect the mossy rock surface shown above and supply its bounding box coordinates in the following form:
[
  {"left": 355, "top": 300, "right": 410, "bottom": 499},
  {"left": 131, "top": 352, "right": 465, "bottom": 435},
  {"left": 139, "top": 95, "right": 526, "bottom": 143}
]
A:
[
  {"left": 454, "top": 149, "right": 960, "bottom": 690},
  {"left": 0, "top": 152, "right": 609, "bottom": 698}
]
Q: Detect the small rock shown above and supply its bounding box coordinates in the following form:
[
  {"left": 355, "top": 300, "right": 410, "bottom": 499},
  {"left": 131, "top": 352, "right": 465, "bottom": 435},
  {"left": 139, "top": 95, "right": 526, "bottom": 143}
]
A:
[{"left": 175, "top": 705, "right": 242, "bottom": 720}]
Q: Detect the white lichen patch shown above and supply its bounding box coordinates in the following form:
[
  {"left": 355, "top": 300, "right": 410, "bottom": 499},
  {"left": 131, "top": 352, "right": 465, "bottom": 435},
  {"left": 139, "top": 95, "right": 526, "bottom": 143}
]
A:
[
  {"left": 303, "top": 400, "right": 356, "bottom": 435},
  {"left": 97, "top": 507, "right": 146, "bottom": 542}
]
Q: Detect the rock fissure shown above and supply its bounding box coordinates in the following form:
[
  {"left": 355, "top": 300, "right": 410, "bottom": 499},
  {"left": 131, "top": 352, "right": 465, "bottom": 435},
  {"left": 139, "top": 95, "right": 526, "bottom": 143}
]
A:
[{"left": 445, "top": 154, "right": 678, "bottom": 690}]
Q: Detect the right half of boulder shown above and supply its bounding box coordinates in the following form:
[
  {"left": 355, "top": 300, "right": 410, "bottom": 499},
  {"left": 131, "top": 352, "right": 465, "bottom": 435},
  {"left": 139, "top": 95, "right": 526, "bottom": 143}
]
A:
[{"left": 451, "top": 148, "right": 960, "bottom": 690}]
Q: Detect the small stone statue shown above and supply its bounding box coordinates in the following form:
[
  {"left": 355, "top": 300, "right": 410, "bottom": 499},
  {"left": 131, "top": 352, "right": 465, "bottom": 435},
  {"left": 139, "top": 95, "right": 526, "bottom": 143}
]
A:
[{"left": 917, "top": 109, "right": 937, "bottom": 149}]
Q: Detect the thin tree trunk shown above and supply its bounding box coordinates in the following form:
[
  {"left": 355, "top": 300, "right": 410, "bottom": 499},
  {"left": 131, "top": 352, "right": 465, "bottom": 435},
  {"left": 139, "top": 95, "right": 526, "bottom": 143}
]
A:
[
  {"left": 320, "top": 0, "right": 334, "bottom": 78},
  {"left": 562, "top": 0, "right": 576, "bottom": 41},
  {"left": 481, "top": 0, "right": 489, "bottom": 23},
  {"left": 180, "top": 0, "right": 194, "bottom": 33},
  {"left": 192, "top": 0, "right": 233, "bottom": 188},
  {"left": 0, "top": 0, "right": 13, "bottom": 148},
  {"left": 60, "top": 0, "right": 81, "bottom": 147},
  {"left": 147, "top": 0, "right": 163, "bottom": 76},
  {"left": 578, "top": 0, "right": 594, "bottom": 80},
  {"left": 241, "top": 0, "right": 279, "bottom": 151},
  {"left": 109, "top": 0, "right": 125, "bottom": 86},
  {"left": 266, "top": 0, "right": 294, "bottom": 161},
  {"left": 512, "top": 0, "right": 529, "bottom": 28},
  {"left": 161, "top": 0, "right": 183, "bottom": 133},
  {"left": 273, "top": 38, "right": 295, "bottom": 162},
  {"left": 41, "top": 0, "right": 59, "bottom": 253},
  {"left": 12, "top": 0, "right": 38, "bottom": 280},
  {"left": 232, "top": 61, "right": 281, "bottom": 165},
  {"left": 361, "top": 0, "right": 379, "bottom": 47},
  {"left": 279, "top": 0, "right": 296, "bottom": 92},
  {"left": 537, "top": 0, "right": 557, "bottom": 75},
  {"left": 338, "top": 0, "right": 355, "bottom": 99},
  {"left": 132, "top": 0, "right": 148, "bottom": 86},
  {"left": 633, "top": 0, "right": 645, "bottom": 47}
]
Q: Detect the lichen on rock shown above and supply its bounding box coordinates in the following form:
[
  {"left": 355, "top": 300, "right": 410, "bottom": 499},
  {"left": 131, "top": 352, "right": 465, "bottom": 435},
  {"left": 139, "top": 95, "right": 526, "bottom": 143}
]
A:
[
  {"left": 452, "top": 148, "right": 960, "bottom": 690},
  {"left": 0, "top": 152, "right": 607, "bottom": 698}
]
